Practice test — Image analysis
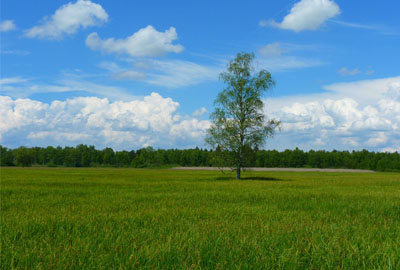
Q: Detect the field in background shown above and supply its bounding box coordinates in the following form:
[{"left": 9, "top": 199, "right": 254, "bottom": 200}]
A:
[{"left": 1, "top": 168, "right": 400, "bottom": 269}]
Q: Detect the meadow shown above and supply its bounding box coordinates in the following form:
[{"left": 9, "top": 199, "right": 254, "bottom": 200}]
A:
[{"left": 1, "top": 168, "right": 400, "bottom": 269}]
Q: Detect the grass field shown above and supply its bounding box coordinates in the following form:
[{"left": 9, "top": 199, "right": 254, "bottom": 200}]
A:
[{"left": 1, "top": 168, "right": 400, "bottom": 269}]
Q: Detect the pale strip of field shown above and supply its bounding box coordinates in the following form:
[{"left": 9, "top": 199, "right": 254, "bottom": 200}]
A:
[{"left": 172, "top": 167, "right": 375, "bottom": 173}]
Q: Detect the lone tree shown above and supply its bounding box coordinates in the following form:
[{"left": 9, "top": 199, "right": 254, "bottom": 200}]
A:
[{"left": 206, "top": 52, "right": 280, "bottom": 179}]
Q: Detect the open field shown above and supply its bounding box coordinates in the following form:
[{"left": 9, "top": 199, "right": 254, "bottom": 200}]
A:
[{"left": 1, "top": 168, "right": 400, "bottom": 269}]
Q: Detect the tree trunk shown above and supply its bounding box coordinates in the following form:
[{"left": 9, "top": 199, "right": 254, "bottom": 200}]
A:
[{"left": 236, "top": 165, "right": 241, "bottom": 180}]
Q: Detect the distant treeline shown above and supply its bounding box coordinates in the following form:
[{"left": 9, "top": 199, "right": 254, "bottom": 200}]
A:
[{"left": 1, "top": 145, "right": 399, "bottom": 172}]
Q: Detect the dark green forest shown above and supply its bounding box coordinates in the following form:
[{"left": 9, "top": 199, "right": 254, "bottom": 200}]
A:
[{"left": 1, "top": 145, "right": 399, "bottom": 172}]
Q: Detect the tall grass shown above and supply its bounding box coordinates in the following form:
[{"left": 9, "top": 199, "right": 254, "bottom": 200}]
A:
[{"left": 1, "top": 168, "right": 399, "bottom": 269}]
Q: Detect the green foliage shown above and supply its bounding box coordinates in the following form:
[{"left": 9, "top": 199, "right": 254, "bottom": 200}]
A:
[
  {"left": 206, "top": 52, "right": 280, "bottom": 178},
  {"left": 0, "top": 145, "right": 15, "bottom": 166},
  {"left": 1, "top": 168, "right": 400, "bottom": 269},
  {"left": 1, "top": 144, "right": 400, "bottom": 172},
  {"left": 14, "top": 146, "right": 34, "bottom": 167}
]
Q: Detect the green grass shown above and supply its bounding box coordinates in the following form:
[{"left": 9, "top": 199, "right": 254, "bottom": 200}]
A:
[{"left": 1, "top": 168, "right": 400, "bottom": 269}]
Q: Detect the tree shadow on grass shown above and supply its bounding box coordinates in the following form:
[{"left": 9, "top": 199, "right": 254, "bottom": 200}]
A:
[{"left": 216, "top": 176, "right": 287, "bottom": 181}]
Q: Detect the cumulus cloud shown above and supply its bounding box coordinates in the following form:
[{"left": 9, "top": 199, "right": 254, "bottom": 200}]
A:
[
  {"left": 0, "top": 20, "right": 16, "bottom": 32},
  {"left": 323, "top": 77, "right": 400, "bottom": 104},
  {"left": 24, "top": 0, "right": 108, "bottom": 39},
  {"left": 365, "top": 132, "right": 388, "bottom": 147},
  {"left": 86, "top": 25, "right": 184, "bottom": 57},
  {"left": 264, "top": 76, "right": 400, "bottom": 152},
  {"left": 269, "top": 0, "right": 340, "bottom": 32},
  {"left": 2, "top": 75, "right": 399, "bottom": 152},
  {"left": 0, "top": 93, "right": 210, "bottom": 149}
]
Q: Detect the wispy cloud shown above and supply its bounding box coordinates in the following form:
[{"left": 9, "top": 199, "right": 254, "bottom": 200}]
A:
[
  {"left": 0, "top": 77, "right": 30, "bottom": 85},
  {"left": 338, "top": 67, "right": 360, "bottom": 76},
  {"left": 256, "top": 42, "right": 323, "bottom": 72},
  {"left": 331, "top": 20, "right": 381, "bottom": 30},
  {"left": 0, "top": 75, "right": 138, "bottom": 101},
  {"left": 330, "top": 20, "right": 399, "bottom": 35},
  {"left": 1, "top": 49, "right": 31, "bottom": 56},
  {"left": 192, "top": 107, "right": 208, "bottom": 117},
  {"left": 257, "top": 56, "right": 323, "bottom": 72},
  {"left": 0, "top": 20, "right": 17, "bottom": 32},
  {"left": 145, "top": 59, "right": 221, "bottom": 88},
  {"left": 98, "top": 61, "right": 146, "bottom": 80},
  {"left": 338, "top": 67, "right": 376, "bottom": 77},
  {"left": 98, "top": 59, "right": 221, "bottom": 88},
  {"left": 366, "top": 70, "right": 375, "bottom": 76},
  {"left": 259, "top": 42, "right": 287, "bottom": 57}
]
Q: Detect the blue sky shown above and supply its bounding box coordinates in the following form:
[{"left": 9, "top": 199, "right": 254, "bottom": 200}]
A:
[{"left": 1, "top": 0, "right": 400, "bottom": 151}]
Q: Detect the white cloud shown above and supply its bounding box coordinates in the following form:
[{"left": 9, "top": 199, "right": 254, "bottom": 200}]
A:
[
  {"left": 98, "top": 62, "right": 146, "bottom": 80},
  {"left": 381, "top": 146, "right": 400, "bottom": 153},
  {"left": 330, "top": 20, "right": 398, "bottom": 35},
  {"left": 330, "top": 20, "right": 381, "bottom": 30},
  {"left": 338, "top": 67, "right": 360, "bottom": 76},
  {"left": 256, "top": 42, "right": 323, "bottom": 72},
  {"left": 24, "top": 0, "right": 108, "bottom": 39},
  {"left": 86, "top": 25, "right": 184, "bottom": 57},
  {"left": 98, "top": 59, "right": 220, "bottom": 88},
  {"left": 0, "top": 93, "right": 210, "bottom": 149},
  {"left": 27, "top": 131, "right": 92, "bottom": 141},
  {"left": 170, "top": 119, "right": 210, "bottom": 140},
  {"left": 58, "top": 79, "right": 139, "bottom": 100},
  {"left": 257, "top": 56, "right": 322, "bottom": 72},
  {"left": 0, "top": 20, "right": 16, "bottom": 32},
  {"left": 112, "top": 70, "right": 147, "bottom": 80},
  {"left": 338, "top": 67, "right": 375, "bottom": 76},
  {"left": 366, "top": 132, "right": 388, "bottom": 147},
  {"left": 323, "top": 77, "right": 400, "bottom": 104},
  {"left": 193, "top": 107, "right": 208, "bottom": 117},
  {"left": 366, "top": 70, "right": 375, "bottom": 76},
  {"left": 259, "top": 20, "right": 268, "bottom": 27},
  {"left": 1, "top": 49, "right": 30, "bottom": 56},
  {"left": 3, "top": 74, "right": 399, "bottom": 152},
  {"left": 0, "top": 75, "right": 138, "bottom": 101},
  {"left": 145, "top": 59, "right": 220, "bottom": 88},
  {"left": 269, "top": 0, "right": 340, "bottom": 32},
  {"left": 259, "top": 43, "right": 287, "bottom": 57},
  {"left": 0, "top": 77, "right": 29, "bottom": 85},
  {"left": 264, "top": 76, "right": 400, "bottom": 151},
  {"left": 342, "top": 137, "right": 359, "bottom": 147}
]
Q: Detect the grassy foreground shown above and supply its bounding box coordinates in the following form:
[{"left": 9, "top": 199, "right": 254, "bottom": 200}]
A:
[{"left": 1, "top": 168, "right": 399, "bottom": 269}]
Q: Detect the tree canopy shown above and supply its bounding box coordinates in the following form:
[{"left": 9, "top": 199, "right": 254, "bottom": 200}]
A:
[
  {"left": 1, "top": 145, "right": 399, "bottom": 172},
  {"left": 206, "top": 52, "right": 280, "bottom": 179}
]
